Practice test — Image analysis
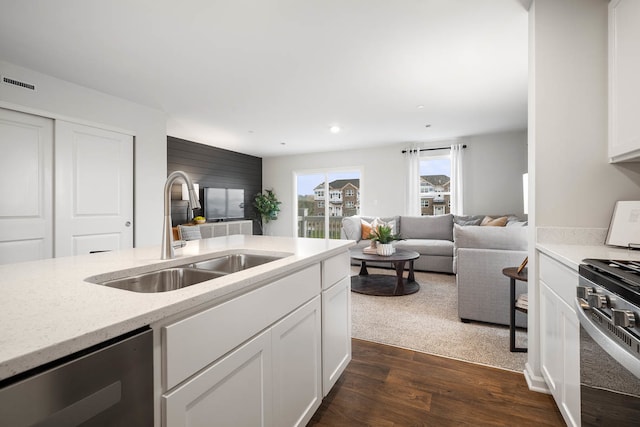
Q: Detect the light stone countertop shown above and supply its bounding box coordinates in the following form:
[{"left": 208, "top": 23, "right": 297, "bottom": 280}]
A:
[
  {"left": 536, "top": 242, "right": 640, "bottom": 271},
  {"left": 0, "top": 235, "right": 354, "bottom": 381}
]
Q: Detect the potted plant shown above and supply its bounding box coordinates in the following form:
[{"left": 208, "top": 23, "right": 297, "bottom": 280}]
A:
[
  {"left": 369, "top": 224, "right": 402, "bottom": 256},
  {"left": 253, "top": 189, "right": 281, "bottom": 234}
]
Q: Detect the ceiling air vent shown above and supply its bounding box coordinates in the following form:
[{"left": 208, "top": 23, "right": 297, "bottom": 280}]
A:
[{"left": 2, "top": 76, "right": 36, "bottom": 91}]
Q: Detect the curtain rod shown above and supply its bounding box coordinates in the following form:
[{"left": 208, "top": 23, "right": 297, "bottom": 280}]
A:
[{"left": 401, "top": 144, "right": 466, "bottom": 154}]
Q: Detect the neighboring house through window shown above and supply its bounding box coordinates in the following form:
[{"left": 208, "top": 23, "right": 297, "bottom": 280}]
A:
[
  {"left": 296, "top": 169, "right": 362, "bottom": 238},
  {"left": 419, "top": 154, "right": 451, "bottom": 216}
]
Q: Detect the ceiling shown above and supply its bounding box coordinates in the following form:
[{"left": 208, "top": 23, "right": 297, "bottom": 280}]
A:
[{"left": 0, "top": 1, "right": 528, "bottom": 157}]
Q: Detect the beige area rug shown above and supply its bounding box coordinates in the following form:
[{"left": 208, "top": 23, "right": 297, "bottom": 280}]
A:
[{"left": 350, "top": 266, "right": 528, "bottom": 372}]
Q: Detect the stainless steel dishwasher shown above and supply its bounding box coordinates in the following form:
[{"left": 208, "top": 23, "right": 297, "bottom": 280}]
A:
[{"left": 0, "top": 327, "right": 153, "bottom": 427}]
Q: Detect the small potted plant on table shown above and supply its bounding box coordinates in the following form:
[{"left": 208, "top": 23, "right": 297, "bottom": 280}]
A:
[{"left": 369, "top": 224, "right": 402, "bottom": 256}]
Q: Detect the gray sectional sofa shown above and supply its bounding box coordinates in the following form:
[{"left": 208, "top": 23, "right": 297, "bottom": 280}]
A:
[
  {"left": 341, "top": 213, "right": 528, "bottom": 327},
  {"left": 341, "top": 214, "right": 456, "bottom": 273}
]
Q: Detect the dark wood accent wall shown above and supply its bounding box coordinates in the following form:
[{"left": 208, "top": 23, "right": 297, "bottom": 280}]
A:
[{"left": 167, "top": 136, "right": 262, "bottom": 233}]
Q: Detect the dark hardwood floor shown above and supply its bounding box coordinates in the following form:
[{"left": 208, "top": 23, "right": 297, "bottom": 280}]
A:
[{"left": 308, "top": 339, "right": 565, "bottom": 426}]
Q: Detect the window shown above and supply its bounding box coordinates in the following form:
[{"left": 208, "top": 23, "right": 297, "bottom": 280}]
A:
[
  {"left": 419, "top": 155, "right": 451, "bottom": 216},
  {"left": 296, "top": 169, "right": 361, "bottom": 239}
]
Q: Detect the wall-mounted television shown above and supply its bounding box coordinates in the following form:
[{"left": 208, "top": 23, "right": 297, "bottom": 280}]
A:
[{"left": 204, "top": 188, "right": 245, "bottom": 221}]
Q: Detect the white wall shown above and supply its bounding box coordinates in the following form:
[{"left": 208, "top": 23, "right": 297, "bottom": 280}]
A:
[
  {"left": 0, "top": 60, "right": 167, "bottom": 247},
  {"left": 533, "top": 0, "right": 640, "bottom": 229},
  {"left": 262, "top": 130, "right": 527, "bottom": 237},
  {"left": 461, "top": 130, "right": 528, "bottom": 216},
  {"left": 526, "top": 0, "right": 640, "bottom": 396},
  {"left": 262, "top": 145, "right": 403, "bottom": 237}
]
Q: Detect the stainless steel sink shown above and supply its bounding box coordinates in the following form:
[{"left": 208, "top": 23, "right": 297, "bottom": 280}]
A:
[
  {"left": 98, "top": 267, "right": 224, "bottom": 293},
  {"left": 90, "top": 252, "right": 288, "bottom": 293},
  {"left": 183, "top": 253, "right": 284, "bottom": 274}
]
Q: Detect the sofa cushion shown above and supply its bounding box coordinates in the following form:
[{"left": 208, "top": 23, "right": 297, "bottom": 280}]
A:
[
  {"left": 395, "top": 239, "right": 453, "bottom": 256},
  {"left": 400, "top": 214, "right": 453, "bottom": 241},
  {"left": 453, "top": 224, "right": 527, "bottom": 251}
]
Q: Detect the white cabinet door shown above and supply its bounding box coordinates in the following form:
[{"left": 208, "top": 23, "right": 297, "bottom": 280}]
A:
[
  {"left": 322, "top": 276, "right": 351, "bottom": 396},
  {"left": 272, "top": 296, "right": 322, "bottom": 427},
  {"left": 55, "top": 121, "right": 133, "bottom": 256},
  {"left": 608, "top": 0, "right": 640, "bottom": 162},
  {"left": 540, "top": 281, "right": 562, "bottom": 398},
  {"left": 163, "top": 330, "right": 273, "bottom": 427},
  {"left": 0, "top": 108, "right": 53, "bottom": 264},
  {"left": 539, "top": 253, "right": 581, "bottom": 427}
]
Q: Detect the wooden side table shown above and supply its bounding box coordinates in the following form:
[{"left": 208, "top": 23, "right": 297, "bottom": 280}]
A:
[{"left": 502, "top": 266, "right": 528, "bottom": 353}]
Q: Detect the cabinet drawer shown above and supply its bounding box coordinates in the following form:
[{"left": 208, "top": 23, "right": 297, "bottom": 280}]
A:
[
  {"left": 322, "top": 252, "right": 350, "bottom": 290},
  {"left": 163, "top": 264, "right": 320, "bottom": 390},
  {"left": 539, "top": 253, "right": 578, "bottom": 305}
]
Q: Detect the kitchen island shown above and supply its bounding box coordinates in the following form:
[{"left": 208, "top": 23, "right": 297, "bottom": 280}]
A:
[{"left": 0, "top": 235, "right": 354, "bottom": 426}]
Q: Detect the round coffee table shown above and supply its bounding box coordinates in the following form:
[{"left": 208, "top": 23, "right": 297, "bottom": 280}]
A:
[{"left": 350, "top": 248, "right": 420, "bottom": 296}]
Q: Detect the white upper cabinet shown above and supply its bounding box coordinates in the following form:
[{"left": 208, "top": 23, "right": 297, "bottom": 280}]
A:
[{"left": 608, "top": 0, "right": 640, "bottom": 162}]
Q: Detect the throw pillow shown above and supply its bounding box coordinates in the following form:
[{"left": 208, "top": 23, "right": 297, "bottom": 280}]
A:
[
  {"left": 341, "top": 216, "right": 362, "bottom": 241},
  {"left": 178, "top": 224, "right": 203, "bottom": 240},
  {"left": 361, "top": 219, "right": 374, "bottom": 240},
  {"left": 480, "top": 216, "right": 508, "bottom": 227},
  {"left": 453, "top": 215, "right": 484, "bottom": 226}
]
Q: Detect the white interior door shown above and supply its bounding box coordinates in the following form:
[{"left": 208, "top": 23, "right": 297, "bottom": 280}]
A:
[
  {"left": 55, "top": 121, "right": 133, "bottom": 256},
  {"left": 0, "top": 108, "right": 53, "bottom": 264}
]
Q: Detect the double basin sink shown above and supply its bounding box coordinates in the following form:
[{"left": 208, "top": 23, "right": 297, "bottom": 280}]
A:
[{"left": 92, "top": 253, "right": 285, "bottom": 293}]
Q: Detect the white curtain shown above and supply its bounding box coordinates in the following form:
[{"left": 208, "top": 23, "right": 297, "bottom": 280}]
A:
[
  {"left": 404, "top": 148, "right": 421, "bottom": 216},
  {"left": 450, "top": 143, "right": 464, "bottom": 215}
]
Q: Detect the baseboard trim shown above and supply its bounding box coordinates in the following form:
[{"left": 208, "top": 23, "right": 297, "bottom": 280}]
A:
[{"left": 524, "top": 362, "right": 550, "bottom": 394}]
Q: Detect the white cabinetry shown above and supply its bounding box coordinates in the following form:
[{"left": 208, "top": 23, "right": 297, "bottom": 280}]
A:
[
  {"left": 160, "top": 253, "right": 351, "bottom": 427},
  {"left": 272, "top": 297, "right": 322, "bottom": 427},
  {"left": 321, "top": 252, "right": 351, "bottom": 395},
  {"left": 538, "top": 253, "right": 580, "bottom": 427},
  {"left": 608, "top": 0, "right": 640, "bottom": 162},
  {"left": 164, "top": 329, "right": 273, "bottom": 427}
]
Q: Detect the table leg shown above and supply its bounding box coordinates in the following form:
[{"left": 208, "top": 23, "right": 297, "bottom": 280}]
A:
[
  {"left": 510, "top": 277, "right": 527, "bottom": 353},
  {"left": 394, "top": 260, "right": 406, "bottom": 295},
  {"left": 359, "top": 261, "right": 369, "bottom": 276},
  {"left": 407, "top": 260, "right": 415, "bottom": 282}
]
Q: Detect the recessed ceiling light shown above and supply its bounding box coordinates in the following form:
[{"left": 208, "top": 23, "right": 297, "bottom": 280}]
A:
[
  {"left": 417, "top": 105, "right": 425, "bottom": 109},
  {"left": 329, "top": 126, "right": 341, "bottom": 134}
]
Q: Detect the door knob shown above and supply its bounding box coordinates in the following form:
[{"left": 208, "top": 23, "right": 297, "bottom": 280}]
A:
[{"left": 125, "top": 221, "right": 132, "bottom": 227}]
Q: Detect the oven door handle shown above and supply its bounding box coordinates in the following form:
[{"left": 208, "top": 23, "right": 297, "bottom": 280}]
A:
[{"left": 575, "top": 298, "right": 640, "bottom": 379}]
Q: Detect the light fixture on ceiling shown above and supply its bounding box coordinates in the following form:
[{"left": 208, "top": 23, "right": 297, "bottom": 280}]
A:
[
  {"left": 329, "top": 125, "right": 341, "bottom": 134},
  {"left": 417, "top": 105, "right": 425, "bottom": 109}
]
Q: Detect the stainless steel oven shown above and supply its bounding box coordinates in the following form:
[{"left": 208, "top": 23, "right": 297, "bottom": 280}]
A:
[{"left": 577, "top": 259, "right": 640, "bottom": 426}]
